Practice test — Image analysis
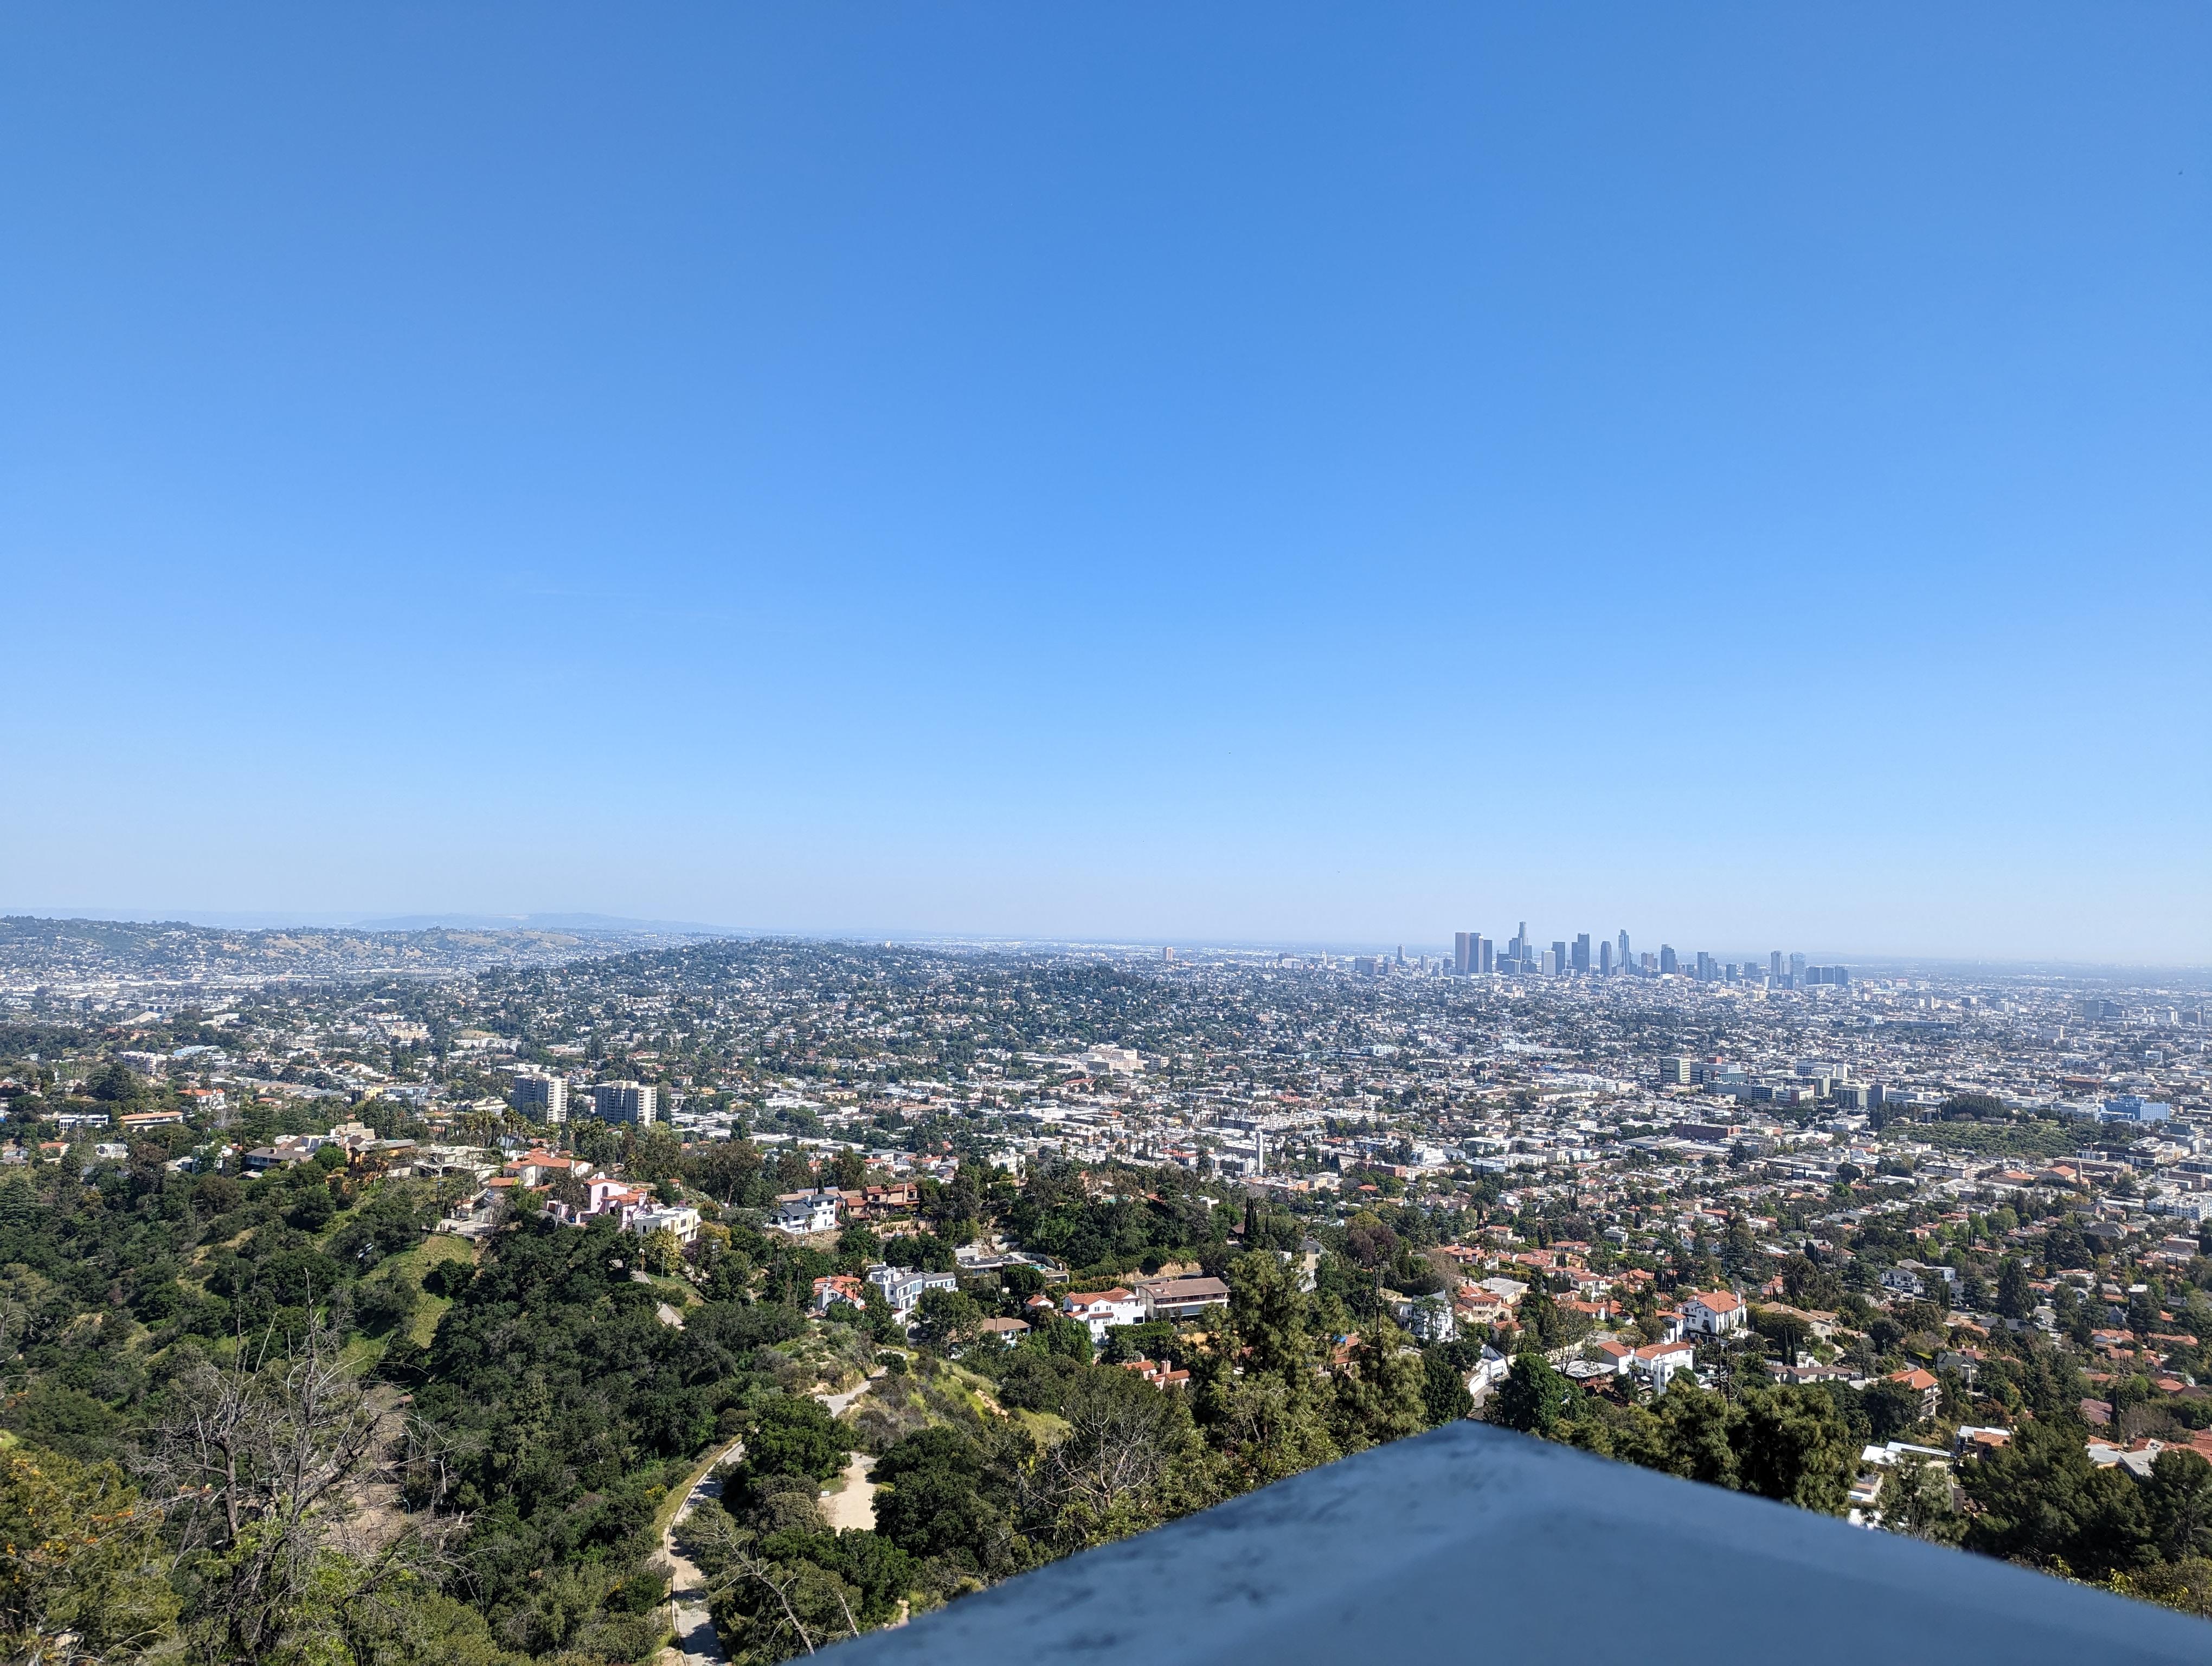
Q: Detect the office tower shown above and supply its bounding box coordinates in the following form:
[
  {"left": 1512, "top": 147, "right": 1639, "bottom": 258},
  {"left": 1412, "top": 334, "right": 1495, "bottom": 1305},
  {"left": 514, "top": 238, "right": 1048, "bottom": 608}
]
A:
[
  {"left": 1770, "top": 950, "right": 1783, "bottom": 982},
  {"left": 1599, "top": 940, "right": 1613, "bottom": 975},
  {"left": 1572, "top": 933, "right": 1591, "bottom": 974},
  {"left": 1695, "top": 951, "right": 1715, "bottom": 982},
  {"left": 1659, "top": 945, "right": 1679, "bottom": 975},
  {"left": 1539, "top": 949, "right": 1559, "bottom": 976},
  {"left": 1454, "top": 932, "right": 1472, "bottom": 975},
  {"left": 1161, "top": 945, "right": 1175, "bottom": 963},
  {"left": 1640, "top": 951, "right": 1657, "bottom": 973},
  {"left": 511, "top": 1072, "right": 567, "bottom": 1124},
  {"left": 590, "top": 1081, "right": 658, "bottom": 1125},
  {"left": 1551, "top": 940, "right": 1567, "bottom": 976},
  {"left": 1477, "top": 936, "right": 1494, "bottom": 973},
  {"left": 1396, "top": 945, "right": 1405, "bottom": 966},
  {"left": 1618, "top": 930, "right": 1631, "bottom": 969},
  {"left": 1789, "top": 953, "right": 1807, "bottom": 988},
  {"left": 1661, "top": 1055, "right": 1693, "bottom": 1086}
]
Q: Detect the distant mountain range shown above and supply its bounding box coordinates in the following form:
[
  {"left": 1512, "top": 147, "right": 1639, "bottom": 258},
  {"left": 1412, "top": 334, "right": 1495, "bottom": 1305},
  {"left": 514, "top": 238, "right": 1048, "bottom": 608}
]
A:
[
  {"left": 0, "top": 913, "right": 731, "bottom": 984},
  {"left": 347, "top": 912, "right": 727, "bottom": 935},
  {"left": 2, "top": 908, "right": 730, "bottom": 936}
]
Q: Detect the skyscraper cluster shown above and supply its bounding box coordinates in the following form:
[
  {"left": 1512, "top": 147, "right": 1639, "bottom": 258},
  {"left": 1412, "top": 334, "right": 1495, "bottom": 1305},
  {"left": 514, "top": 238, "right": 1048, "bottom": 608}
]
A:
[{"left": 1448, "top": 924, "right": 1847, "bottom": 989}]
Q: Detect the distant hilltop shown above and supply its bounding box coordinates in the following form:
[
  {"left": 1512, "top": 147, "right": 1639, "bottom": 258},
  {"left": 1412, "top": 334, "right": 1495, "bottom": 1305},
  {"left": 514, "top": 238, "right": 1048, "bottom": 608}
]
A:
[
  {"left": 0, "top": 913, "right": 726, "bottom": 984},
  {"left": 348, "top": 911, "right": 726, "bottom": 935}
]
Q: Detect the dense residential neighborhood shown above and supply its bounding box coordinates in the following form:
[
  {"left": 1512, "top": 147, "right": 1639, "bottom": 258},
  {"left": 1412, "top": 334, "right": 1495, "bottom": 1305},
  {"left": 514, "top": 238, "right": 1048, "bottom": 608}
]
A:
[{"left": 1, "top": 919, "right": 2210, "bottom": 1661}]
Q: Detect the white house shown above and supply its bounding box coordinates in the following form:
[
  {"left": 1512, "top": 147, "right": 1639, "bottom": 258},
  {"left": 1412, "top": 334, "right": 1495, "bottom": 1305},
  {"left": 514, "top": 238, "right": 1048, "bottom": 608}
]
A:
[
  {"left": 866, "top": 1263, "right": 959, "bottom": 1317},
  {"left": 627, "top": 1204, "right": 701, "bottom": 1244},
  {"left": 1879, "top": 1266, "right": 1927, "bottom": 1300},
  {"left": 543, "top": 1177, "right": 651, "bottom": 1227},
  {"left": 1634, "top": 1338, "right": 1697, "bottom": 1387},
  {"left": 1388, "top": 1292, "right": 1458, "bottom": 1343},
  {"left": 1591, "top": 1339, "right": 1637, "bottom": 1375},
  {"left": 1063, "top": 1287, "right": 1146, "bottom": 1341},
  {"left": 1677, "top": 1290, "right": 1745, "bottom": 1337},
  {"left": 1465, "top": 1345, "right": 1512, "bottom": 1396},
  {"left": 771, "top": 1189, "right": 841, "bottom": 1235}
]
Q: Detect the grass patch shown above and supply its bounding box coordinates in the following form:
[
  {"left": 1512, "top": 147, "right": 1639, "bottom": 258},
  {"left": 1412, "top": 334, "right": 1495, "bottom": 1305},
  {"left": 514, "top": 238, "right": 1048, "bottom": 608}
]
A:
[
  {"left": 651, "top": 1441, "right": 736, "bottom": 1543},
  {"left": 635, "top": 1271, "right": 697, "bottom": 1305},
  {"left": 1011, "top": 1407, "right": 1069, "bottom": 1443},
  {"left": 366, "top": 1233, "right": 477, "bottom": 1349}
]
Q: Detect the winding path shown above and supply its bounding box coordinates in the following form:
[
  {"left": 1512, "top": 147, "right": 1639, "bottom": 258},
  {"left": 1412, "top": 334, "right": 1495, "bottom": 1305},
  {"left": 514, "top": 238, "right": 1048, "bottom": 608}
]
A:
[
  {"left": 658, "top": 1372, "right": 884, "bottom": 1664},
  {"left": 660, "top": 1438, "right": 744, "bottom": 1665}
]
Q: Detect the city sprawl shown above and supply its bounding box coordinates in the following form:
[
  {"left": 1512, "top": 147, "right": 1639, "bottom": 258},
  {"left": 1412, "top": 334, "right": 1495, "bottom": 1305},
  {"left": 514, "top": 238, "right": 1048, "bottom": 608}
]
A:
[{"left": 4, "top": 914, "right": 2212, "bottom": 1659}]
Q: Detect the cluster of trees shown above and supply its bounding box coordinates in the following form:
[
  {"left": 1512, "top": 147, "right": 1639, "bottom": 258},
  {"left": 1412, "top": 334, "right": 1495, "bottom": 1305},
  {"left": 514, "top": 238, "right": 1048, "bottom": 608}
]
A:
[
  {"left": 998, "top": 1163, "right": 1226, "bottom": 1277},
  {"left": 1963, "top": 1419, "right": 2212, "bottom": 1605},
  {"left": 1, "top": 1310, "right": 548, "bottom": 1664},
  {"left": 1493, "top": 1356, "right": 1859, "bottom": 1513},
  {"left": 674, "top": 1246, "right": 1461, "bottom": 1663},
  {"left": 1486, "top": 1273, "right": 2212, "bottom": 1620},
  {"left": 0, "top": 1112, "right": 856, "bottom": 1665},
  {"left": 0, "top": 1117, "right": 1369, "bottom": 1665},
  {"left": 401, "top": 1216, "right": 827, "bottom": 1658},
  {"left": 0, "top": 1138, "right": 467, "bottom": 1465}
]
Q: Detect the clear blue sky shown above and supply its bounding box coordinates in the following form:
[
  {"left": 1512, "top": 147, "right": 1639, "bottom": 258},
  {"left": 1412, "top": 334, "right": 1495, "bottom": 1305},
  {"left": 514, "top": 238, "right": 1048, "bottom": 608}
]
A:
[{"left": 3, "top": 5, "right": 2205, "bottom": 963}]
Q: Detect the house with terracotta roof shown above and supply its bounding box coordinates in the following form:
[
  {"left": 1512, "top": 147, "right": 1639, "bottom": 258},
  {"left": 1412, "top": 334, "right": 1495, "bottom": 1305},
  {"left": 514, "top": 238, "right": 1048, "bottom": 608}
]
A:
[
  {"left": 503, "top": 1149, "right": 588, "bottom": 1188},
  {"left": 1888, "top": 1367, "right": 1940, "bottom": 1421},
  {"left": 1633, "top": 1338, "right": 1697, "bottom": 1387},
  {"left": 1120, "top": 1357, "right": 1191, "bottom": 1390},
  {"left": 1678, "top": 1290, "right": 1745, "bottom": 1337},
  {"left": 1592, "top": 1339, "right": 1636, "bottom": 1375},
  {"left": 1064, "top": 1287, "right": 1144, "bottom": 1340},
  {"left": 1456, "top": 1288, "right": 1513, "bottom": 1328},
  {"left": 543, "top": 1176, "right": 656, "bottom": 1229}
]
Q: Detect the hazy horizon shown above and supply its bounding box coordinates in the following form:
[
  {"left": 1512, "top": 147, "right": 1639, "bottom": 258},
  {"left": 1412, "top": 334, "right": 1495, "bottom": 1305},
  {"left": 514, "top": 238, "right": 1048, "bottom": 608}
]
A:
[{"left": 4, "top": 902, "right": 2207, "bottom": 978}]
